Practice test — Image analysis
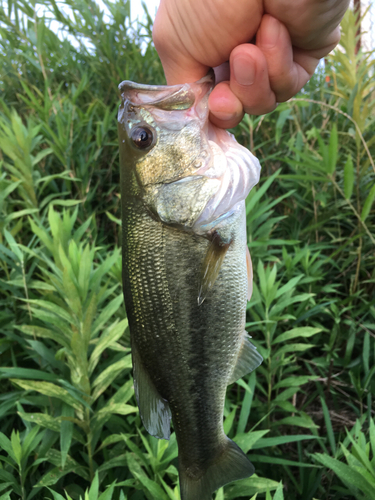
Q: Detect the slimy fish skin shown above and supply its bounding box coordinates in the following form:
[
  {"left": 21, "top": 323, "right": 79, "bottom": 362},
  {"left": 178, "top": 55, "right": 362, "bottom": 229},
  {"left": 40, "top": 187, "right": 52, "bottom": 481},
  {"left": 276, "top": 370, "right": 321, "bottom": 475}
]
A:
[{"left": 118, "top": 73, "right": 262, "bottom": 500}]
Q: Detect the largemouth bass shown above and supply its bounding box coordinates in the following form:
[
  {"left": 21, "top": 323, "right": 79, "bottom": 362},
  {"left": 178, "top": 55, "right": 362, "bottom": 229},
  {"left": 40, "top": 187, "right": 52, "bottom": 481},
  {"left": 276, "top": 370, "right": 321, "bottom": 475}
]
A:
[{"left": 118, "top": 73, "right": 263, "bottom": 500}]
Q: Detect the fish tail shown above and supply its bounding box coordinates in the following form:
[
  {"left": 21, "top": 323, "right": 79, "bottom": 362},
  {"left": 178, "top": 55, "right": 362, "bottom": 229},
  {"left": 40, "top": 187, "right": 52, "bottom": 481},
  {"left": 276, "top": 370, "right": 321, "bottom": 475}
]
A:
[{"left": 179, "top": 437, "right": 254, "bottom": 500}]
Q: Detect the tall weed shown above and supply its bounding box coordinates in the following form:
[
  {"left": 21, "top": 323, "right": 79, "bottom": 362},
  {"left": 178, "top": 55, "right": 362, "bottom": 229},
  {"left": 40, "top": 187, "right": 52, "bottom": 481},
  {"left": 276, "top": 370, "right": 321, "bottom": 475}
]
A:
[{"left": 0, "top": 2, "right": 374, "bottom": 500}]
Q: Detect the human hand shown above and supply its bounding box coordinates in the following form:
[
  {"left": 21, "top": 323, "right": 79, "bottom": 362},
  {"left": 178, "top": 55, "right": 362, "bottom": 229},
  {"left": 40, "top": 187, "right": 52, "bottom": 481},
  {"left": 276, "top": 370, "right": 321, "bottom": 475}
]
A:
[{"left": 153, "top": 0, "right": 350, "bottom": 128}]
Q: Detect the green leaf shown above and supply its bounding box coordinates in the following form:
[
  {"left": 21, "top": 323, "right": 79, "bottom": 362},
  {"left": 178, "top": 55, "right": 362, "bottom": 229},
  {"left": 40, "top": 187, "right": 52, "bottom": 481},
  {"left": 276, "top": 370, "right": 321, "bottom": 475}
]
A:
[
  {"left": 93, "top": 294, "right": 123, "bottom": 334},
  {"left": 37, "top": 464, "right": 88, "bottom": 487},
  {"left": 133, "top": 472, "right": 169, "bottom": 500},
  {"left": 89, "top": 318, "right": 128, "bottom": 375},
  {"left": 237, "top": 372, "right": 256, "bottom": 434},
  {"left": 251, "top": 455, "right": 316, "bottom": 468},
  {"left": 51, "top": 199, "right": 82, "bottom": 207},
  {"left": 47, "top": 488, "right": 68, "bottom": 500},
  {"left": 345, "top": 430, "right": 374, "bottom": 475},
  {"left": 105, "top": 379, "right": 134, "bottom": 407},
  {"left": 95, "top": 403, "right": 137, "bottom": 418},
  {"left": 215, "top": 487, "right": 224, "bottom": 500},
  {"left": 252, "top": 434, "right": 317, "bottom": 449},
  {"left": 274, "top": 343, "right": 316, "bottom": 357},
  {"left": 10, "top": 431, "right": 22, "bottom": 466},
  {"left": 106, "top": 211, "right": 122, "bottom": 226},
  {"left": 17, "top": 325, "right": 70, "bottom": 349},
  {"left": 96, "top": 454, "right": 128, "bottom": 473},
  {"left": 0, "top": 470, "right": 21, "bottom": 496},
  {"left": 275, "top": 414, "right": 319, "bottom": 429},
  {"left": 223, "top": 408, "right": 237, "bottom": 435},
  {"left": 272, "top": 482, "right": 284, "bottom": 500},
  {"left": 273, "top": 327, "right": 322, "bottom": 344},
  {"left": 91, "top": 355, "right": 132, "bottom": 401},
  {"left": 275, "top": 109, "right": 291, "bottom": 145},
  {"left": 361, "top": 183, "right": 375, "bottom": 222},
  {"left": 225, "top": 476, "right": 280, "bottom": 499},
  {"left": 24, "top": 299, "right": 78, "bottom": 327},
  {"left": 21, "top": 425, "right": 42, "bottom": 460},
  {"left": 32, "top": 147, "right": 52, "bottom": 166},
  {"left": 343, "top": 155, "right": 354, "bottom": 199},
  {"left": 320, "top": 397, "right": 336, "bottom": 454},
  {"left": 246, "top": 170, "right": 281, "bottom": 215},
  {"left": 275, "top": 275, "right": 303, "bottom": 299},
  {"left": 327, "top": 123, "right": 338, "bottom": 174},
  {"left": 77, "top": 244, "right": 93, "bottom": 301},
  {"left": 314, "top": 453, "right": 375, "bottom": 498},
  {"left": 3, "top": 229, "right": 23, "bottom": 262},
  {"left": 11, "top": 379, "right": 83, "bottom": 411},
  {"left": 0, "top": 433, "right": 16, "bottom": 463},
  {"left": 18, "top": 412, "right": 85, "bottom": 444},
  {"left": 88, "top": 471, "right": 99, "bottom": 500},
  {"left": 98, "top": 482, "right": 116, "bottom": 500},
  {"left": 370, "top": 419, "right": 375, "bottom": 461},
  {"left": 60, "top": 404, "right": 74, "bottom": 469},
  {"left": 0, "top": 367, "right": 59, "bottom": 382},
  {"left": 234, "top": 430, "right": 269, "bottom": 453}
]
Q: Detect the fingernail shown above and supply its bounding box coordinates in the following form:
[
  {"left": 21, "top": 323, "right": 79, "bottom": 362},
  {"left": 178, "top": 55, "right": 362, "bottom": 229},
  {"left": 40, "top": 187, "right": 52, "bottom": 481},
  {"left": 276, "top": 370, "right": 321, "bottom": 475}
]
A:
[
  {"left": 232, "top": 55, "right": 255, "bottom": 86},
  {"left": 259, "top": 16, "right": 280, "bottom": 48},
  {"left": 211, "top": 111, "right": 236, "bottom": 122}
]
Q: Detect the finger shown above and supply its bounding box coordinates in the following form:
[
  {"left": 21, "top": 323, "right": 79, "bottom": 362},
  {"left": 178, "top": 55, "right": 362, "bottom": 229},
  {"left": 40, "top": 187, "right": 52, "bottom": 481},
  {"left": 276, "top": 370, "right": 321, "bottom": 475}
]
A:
[
  {"left": 263, "top": 0, "right": 349, "bottom": 52},
  {"left": 208, "top": 81, "right": 244, "bottom": 129},
  {"left": 153, "top": 1, "right": 209, "bottom": 84},
  {"left": 229, "top": 43, "right": 277, "bottom": 115},
  {"left": 256, "top": 15, "right": 320, "bottom": 102}
]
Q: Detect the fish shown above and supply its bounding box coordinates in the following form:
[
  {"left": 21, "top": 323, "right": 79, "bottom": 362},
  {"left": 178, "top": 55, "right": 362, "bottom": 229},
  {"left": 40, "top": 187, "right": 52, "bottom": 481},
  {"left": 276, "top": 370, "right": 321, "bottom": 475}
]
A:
[{"left": 117, "top": 72, "right": 263, "bottom": 500}]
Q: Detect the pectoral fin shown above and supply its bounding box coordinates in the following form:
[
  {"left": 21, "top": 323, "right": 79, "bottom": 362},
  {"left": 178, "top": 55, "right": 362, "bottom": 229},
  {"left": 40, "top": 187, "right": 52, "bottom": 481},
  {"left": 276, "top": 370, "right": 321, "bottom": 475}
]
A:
[
  {"left": 198, "top": 233, "right": 230, "bottom": 306},
  {"left": 228, "top": 331, "right": 263, "bottom": 385},
  {"left": 132, "top": 343, "right": 171, "bottom": 440}
]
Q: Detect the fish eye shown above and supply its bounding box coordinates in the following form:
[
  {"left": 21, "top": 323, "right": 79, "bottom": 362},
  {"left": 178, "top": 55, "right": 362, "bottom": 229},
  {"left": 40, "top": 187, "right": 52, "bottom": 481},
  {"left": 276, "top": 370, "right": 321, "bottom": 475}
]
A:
[{"left": 131, "top": 126, "right": 154, "bottom": 149}]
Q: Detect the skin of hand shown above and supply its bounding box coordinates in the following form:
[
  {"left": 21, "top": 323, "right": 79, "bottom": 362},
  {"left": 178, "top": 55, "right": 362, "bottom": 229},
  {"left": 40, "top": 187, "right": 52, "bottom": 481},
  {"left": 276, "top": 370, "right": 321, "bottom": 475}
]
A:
[{"left": 153, "top": 0, "right": 350, "bottom": 128}]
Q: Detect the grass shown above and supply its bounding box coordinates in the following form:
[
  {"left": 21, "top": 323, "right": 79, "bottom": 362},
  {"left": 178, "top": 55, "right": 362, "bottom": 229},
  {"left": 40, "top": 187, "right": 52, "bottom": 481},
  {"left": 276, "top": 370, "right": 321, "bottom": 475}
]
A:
[{"left": 0, "top": 1, "right": 374, "bottom": 499}]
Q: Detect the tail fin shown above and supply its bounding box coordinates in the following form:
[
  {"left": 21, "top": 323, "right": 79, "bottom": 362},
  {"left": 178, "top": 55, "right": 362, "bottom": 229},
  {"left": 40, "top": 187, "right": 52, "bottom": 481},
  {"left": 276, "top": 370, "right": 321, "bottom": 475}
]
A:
[{"left": 179, "top": 438, "right": 254, "bottom": 500}]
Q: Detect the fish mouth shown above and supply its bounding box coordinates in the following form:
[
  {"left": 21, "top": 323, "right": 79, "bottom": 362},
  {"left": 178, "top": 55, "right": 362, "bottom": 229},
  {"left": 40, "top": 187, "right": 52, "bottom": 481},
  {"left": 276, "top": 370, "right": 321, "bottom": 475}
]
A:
[{"left": 118, "top": 71, "right": 214, "bottom": 111}]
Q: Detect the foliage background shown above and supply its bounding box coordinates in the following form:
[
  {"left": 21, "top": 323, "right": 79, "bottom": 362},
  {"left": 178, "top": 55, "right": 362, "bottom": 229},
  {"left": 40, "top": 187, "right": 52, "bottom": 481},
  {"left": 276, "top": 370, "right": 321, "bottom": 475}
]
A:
[{"left": 0, "top": 1, "right": 374, "bottom": 499}]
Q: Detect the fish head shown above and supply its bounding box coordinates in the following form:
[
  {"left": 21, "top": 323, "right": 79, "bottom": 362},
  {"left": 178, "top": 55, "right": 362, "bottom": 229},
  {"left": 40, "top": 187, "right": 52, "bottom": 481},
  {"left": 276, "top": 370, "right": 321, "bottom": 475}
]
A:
[
  {"left": 118, "top": 74, "right": 214, "bottom": 191},
  {"left": 118, "top": 73, "right": 261, "bottom": 236}
]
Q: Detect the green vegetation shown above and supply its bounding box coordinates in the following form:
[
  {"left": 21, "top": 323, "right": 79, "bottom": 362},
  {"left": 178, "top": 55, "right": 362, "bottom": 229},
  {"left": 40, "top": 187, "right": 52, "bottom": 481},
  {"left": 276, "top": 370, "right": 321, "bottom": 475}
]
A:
[{"left": 0, "top": 1, "right": 374, "bottom": 499}]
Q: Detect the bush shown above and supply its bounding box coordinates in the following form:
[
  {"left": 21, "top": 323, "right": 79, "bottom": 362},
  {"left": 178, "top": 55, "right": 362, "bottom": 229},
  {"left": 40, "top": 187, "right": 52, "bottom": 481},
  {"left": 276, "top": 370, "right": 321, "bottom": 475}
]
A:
[{"left": 0, "top": 2, "right": 374, "bottom": 499}]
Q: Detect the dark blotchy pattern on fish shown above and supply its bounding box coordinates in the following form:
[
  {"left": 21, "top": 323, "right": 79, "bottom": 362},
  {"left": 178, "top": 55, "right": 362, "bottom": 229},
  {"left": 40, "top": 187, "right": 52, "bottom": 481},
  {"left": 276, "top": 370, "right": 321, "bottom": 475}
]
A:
[
  {"left": 118, "top": 75, "right": 262, "bottom": 500},
  {"left": 122, "top": 199, "right": 247, "bottom": 469}
]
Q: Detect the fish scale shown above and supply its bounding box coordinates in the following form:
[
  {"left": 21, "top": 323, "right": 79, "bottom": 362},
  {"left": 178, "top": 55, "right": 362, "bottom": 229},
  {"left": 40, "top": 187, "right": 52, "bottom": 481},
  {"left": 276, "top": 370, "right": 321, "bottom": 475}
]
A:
[{"left": 118, "top": 74, "right": 263, "bottom": 500}]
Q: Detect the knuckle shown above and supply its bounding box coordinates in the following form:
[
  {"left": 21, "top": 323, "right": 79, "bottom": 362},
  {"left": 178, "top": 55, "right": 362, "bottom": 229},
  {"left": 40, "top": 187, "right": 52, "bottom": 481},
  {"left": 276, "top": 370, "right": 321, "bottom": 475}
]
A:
[{"left": 243, "top": 98, "right": 277, "bottom": 116}]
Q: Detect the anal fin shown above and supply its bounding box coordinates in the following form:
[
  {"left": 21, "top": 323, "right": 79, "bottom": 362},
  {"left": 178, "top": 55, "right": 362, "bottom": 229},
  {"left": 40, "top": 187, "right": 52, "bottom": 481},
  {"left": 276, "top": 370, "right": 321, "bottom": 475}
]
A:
[
  {"left": 132, "top": 343, "right": 171, "bottom": 440},
  {"left": 228, "top": 331, "right": 263, "bottom": 385},
  {"left": 198, "top": 233, "right": 230, "bottom": 306}
]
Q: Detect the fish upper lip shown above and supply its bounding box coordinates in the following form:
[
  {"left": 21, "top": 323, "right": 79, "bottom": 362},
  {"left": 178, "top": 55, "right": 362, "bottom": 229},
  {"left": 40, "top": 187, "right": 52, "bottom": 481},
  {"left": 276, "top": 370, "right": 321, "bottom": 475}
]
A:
[
  {"left": 118, "top": 71, "right": 214, "bottom": 93},
  {"left": 118, "top": 71, "right": 215, "bottom": 111}
]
